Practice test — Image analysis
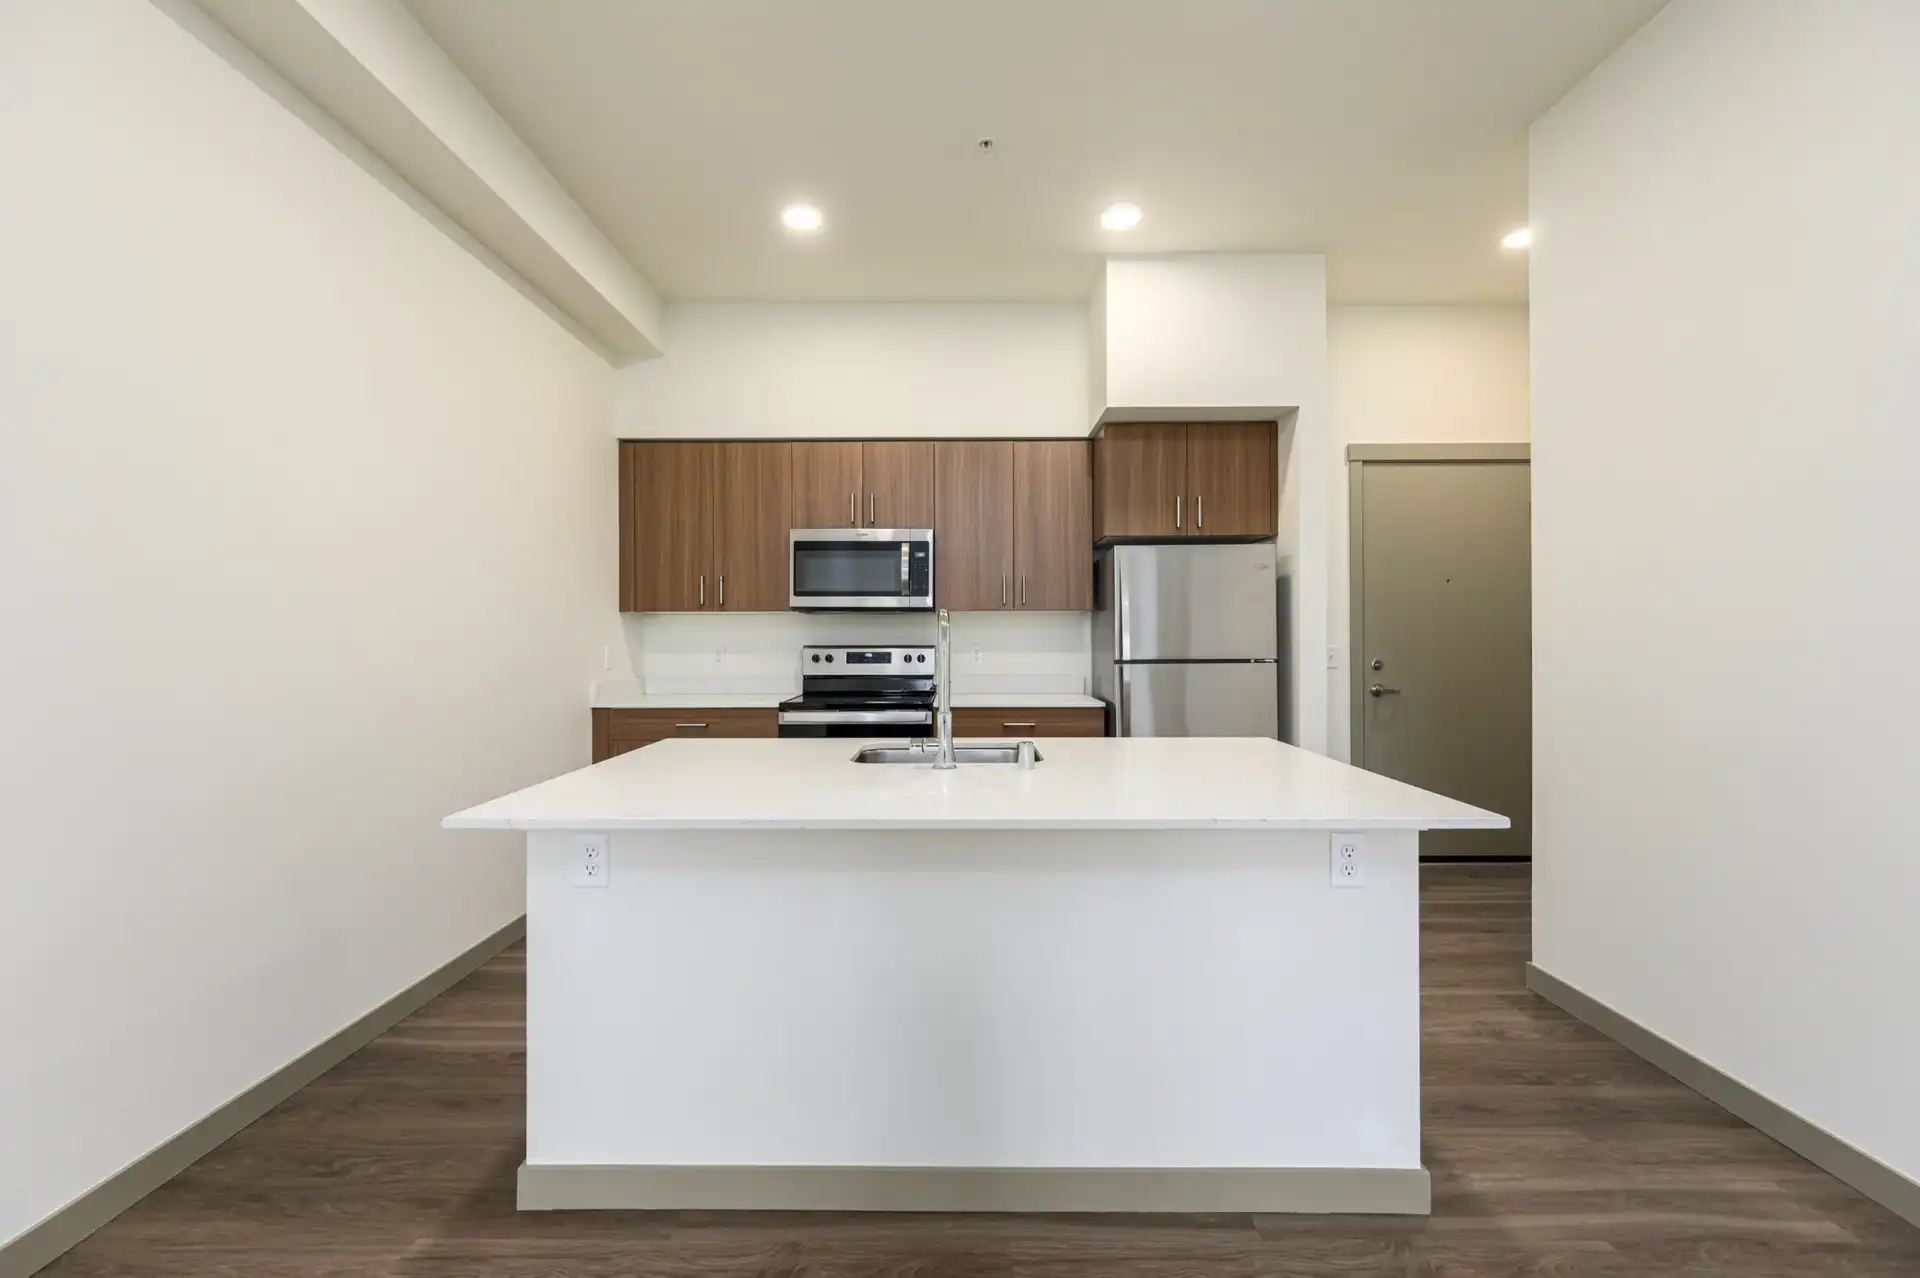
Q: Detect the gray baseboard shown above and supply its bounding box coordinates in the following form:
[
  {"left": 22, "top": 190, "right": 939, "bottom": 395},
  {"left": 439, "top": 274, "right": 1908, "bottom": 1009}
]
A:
[
  {"left": 1526, "top": 962, "right": 1919, "bottom": 1228},
  {"left": 517, "top": 1163, "right": 1432, "bottom": 1215},
  {"left": 0, "top": 915, "right": 526, "bottom": 1278}
]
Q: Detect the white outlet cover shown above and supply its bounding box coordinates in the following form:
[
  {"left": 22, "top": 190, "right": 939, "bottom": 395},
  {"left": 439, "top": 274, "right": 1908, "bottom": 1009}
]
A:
[
  {"left": 1330, "top": 831, "right": 1366, "bottom": 888},
  {"left": 574, "top": 832, "right": 610, "bottom": 888}
]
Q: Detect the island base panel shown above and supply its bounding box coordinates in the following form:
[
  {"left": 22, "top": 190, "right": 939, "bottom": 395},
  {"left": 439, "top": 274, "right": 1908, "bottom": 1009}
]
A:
[
  {"left": 516, "top": 1163, "right": 1431, "bottom": 1214},
  {"left": 524, "top": 827, "right": 1423, "bottom": 1210}
]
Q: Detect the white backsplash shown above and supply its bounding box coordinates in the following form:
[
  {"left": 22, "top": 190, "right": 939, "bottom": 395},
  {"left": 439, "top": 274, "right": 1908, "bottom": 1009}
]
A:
[{"left": 624, "top": 611, "right": 1092, "bottom": 698}]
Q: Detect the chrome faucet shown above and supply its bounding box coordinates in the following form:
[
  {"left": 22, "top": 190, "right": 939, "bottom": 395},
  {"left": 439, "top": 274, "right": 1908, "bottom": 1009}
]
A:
[{"left": 933, "top": 608, "right": 956, "bottom": 769}]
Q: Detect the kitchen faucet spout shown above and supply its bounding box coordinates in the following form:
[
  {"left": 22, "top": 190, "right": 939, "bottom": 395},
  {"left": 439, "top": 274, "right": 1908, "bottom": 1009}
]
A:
[{"left": 933, "top": 609, "right": 956, "bottom": 770}]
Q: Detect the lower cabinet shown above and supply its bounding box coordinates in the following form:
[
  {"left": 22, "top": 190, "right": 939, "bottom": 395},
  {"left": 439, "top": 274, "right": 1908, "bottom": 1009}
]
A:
[
  {"left": 952, "top": 706, "right": 1107, "bottom": 737},
  {"left": 592, "top": 708, "right": 779, "bottom": 763}
]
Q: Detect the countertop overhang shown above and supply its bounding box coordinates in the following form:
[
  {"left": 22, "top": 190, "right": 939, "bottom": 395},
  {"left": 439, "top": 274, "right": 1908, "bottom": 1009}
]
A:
[{"left": 443, "top": 737, "right": 1508, "bottom": 833}]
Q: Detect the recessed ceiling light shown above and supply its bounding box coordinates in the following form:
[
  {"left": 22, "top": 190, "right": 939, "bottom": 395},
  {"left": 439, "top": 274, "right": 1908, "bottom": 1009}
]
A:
[
  {"left": 1501, "top": 226, "right": 1533, "bottom": 250},
  {"left": 781, "top": 203, "right": 824, "bottom": 233},
  {"left": 1101, "top": 202, "right": 1143, "bottom": 231}
]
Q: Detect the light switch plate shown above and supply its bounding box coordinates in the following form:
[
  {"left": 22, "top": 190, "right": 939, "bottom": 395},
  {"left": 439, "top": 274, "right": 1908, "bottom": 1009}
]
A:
[{"left": 1330, "top": 831, "right": 1366, "bottom": 888}]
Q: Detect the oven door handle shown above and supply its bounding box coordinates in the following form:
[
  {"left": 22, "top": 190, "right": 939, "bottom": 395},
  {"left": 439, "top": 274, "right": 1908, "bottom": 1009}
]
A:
[{"left": 778, "top": 710, "right": 934, "bottom": 725}]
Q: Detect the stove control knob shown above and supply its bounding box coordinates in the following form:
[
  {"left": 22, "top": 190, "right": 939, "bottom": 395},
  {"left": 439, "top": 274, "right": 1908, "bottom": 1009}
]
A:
[
  {"left": 825, "top": 654, "right": 834, "bottom": 663},
  {"left": 810, "top": 653, "right": 821, "bottom": 663},
  {"left": 916, "top": 653, "right": 927, "bottom": 663}
]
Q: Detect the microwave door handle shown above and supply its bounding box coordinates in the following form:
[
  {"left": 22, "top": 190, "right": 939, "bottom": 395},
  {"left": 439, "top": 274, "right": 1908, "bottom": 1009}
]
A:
[{"left": 900, "top": 543, "right": 909, "bottom": 592}]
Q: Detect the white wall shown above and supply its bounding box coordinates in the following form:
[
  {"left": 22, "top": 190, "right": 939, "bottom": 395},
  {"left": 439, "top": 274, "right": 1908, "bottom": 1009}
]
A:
[
  {"left": 0, "top": 0, "right": 617, "bottom": 1248},
  {"left": 618, "top": 611, "right": 1091, "bottom": 700},
  {"left": 613, "top": 303, "right": 1090, "bottom": 438},
  {"left": 1327, "top": 305, "right": 1530, "bottom": 760},
  {"left": 1101, "top": 255, "right": 1327, "bottom": 415},
  {"left": 1531, "top": 0, "right": 1920, "bottom": 1182}
]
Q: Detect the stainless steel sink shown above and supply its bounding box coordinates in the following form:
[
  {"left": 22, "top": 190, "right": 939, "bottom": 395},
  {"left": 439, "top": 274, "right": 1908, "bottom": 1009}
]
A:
[{"left": 852, "top": 741, "right": 1042, "bottom": 766}]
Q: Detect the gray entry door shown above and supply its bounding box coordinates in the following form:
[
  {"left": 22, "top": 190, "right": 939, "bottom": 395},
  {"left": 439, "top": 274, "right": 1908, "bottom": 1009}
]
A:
[{"left": 1353, "top": 457, "right": 1530, "bottom": 858}]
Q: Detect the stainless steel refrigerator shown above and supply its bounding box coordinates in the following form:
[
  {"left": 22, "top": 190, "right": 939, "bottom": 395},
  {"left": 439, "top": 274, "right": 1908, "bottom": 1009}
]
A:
[{"left": 1092, "top": 543, "right": 1289, "bottom": 740}]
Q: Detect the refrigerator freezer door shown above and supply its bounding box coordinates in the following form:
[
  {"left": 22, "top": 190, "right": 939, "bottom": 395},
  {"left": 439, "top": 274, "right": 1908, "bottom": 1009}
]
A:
[
  {"left": 1112, "top": 544, "right": 1279, "bottom": 661},
  {"left": 1118, "top": 662, "right": 1281, "bottom": 738}
]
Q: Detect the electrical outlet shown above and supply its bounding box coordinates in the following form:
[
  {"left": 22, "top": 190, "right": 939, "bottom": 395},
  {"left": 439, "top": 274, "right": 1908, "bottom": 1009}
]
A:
[
  {"left": 602, "top": 646, "right": 614, "bottom": 671},
  {"left": 1330, "top": 832, "right": 1366, "bottom": 888},
  {"left": 574, "top": 833, "right": 610, "bottom": 888},
  {"left": 970, "top": 647, "right": 984, "bottom": 666},
  {"left": 1327, "top": 645, "right": 1342, "bottom": 670},
  {"left": 713, "top": 647, "right": 726, "bottom": 665}
]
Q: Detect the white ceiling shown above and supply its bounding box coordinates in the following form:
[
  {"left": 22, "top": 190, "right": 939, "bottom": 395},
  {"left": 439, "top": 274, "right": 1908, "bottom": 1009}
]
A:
[{"left": 404, "top": 0, "right": 1666, "bottom": 305}]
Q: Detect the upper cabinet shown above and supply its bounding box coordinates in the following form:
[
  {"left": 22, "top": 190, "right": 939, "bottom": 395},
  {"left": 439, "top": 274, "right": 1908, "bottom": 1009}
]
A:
[
  {"left": 935, "top": 439, "right": 1090, "bottom": 611},
  {"left": 790, "top": 442, "right": 863, "bottom": 528},
  {"left": 1089, "top": 423, "right": 1186, "bottom": 539},
  {"left": 933, "top": 441, "right": 1014, "bottom": 610},
  {"left": 1092, "top": 422, "right": 1277, "bottom": 541},
  {"left": 1013, "top": 440, "right": 1092, "bottom": 611},
  {"left": 623, "top": 437, "right": 1089, "bottom": 613},
  {"left": 621, "top": 441, "right": 790, "bottom": 611},
  {"left": 791, "top": 441, "right": 934, "bottom": 529},
  {"left": 861, "top": 441, "right": 935, "bottom": 528},
  {"left": 713, "top": 442, "right": 792, "bottom": 611},
  {"left": 623, "top": 442, "right": 712, "bottom": 612}
]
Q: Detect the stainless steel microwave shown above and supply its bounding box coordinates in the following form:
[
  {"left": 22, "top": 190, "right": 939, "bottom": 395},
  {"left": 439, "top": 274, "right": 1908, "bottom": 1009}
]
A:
[{"left": 789, "top": 529, "right": 933, "bottom": 610}]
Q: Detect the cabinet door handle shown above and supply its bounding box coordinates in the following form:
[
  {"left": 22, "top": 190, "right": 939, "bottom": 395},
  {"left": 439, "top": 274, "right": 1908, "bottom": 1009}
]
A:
[
  {"left": 849, "top": 492, "right": 856, "bottom": 526},
  {"left": 1197, "top": 495, "right": 1203, "bottom": 529},
  {"left": 1002, "top": 721, "right": 1037, "bottom": 729},
  {"left": 675, "top": 722, "right": 710, "bottom": 730},
  {"left": 1176, "top": 494, "right": 1182, "bottom": 529},
  {"left": 1019, "top": 574, "right": 1026, "bottom": 606},
  {"left": 1002, "top": 573, "right": 1009, "bottom": 607},
  {"left": 869, "top": 492, "right": 875, "bottom": 525},
  {"left": 718, "top": 574, "right": 725, "bottom": 607},
  {"left": 699, "top": 573, "right": 705, "bottom": 606}
]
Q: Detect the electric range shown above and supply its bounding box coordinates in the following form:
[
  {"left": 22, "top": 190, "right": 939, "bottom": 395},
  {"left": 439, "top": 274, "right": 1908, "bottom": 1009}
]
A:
[{"left": 777, "top": 645, "right": 936, "bottom": 739}]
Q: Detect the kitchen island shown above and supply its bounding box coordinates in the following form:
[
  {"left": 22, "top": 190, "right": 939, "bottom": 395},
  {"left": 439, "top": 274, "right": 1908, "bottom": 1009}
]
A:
[{"left": 444, "top": 737, "right": 1505, "bottom": 1214}]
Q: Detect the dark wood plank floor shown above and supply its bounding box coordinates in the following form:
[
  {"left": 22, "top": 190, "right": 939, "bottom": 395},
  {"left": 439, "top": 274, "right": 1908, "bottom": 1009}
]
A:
[{"left": 42, "top": 863, "right": 1920, "bottom": 1276}]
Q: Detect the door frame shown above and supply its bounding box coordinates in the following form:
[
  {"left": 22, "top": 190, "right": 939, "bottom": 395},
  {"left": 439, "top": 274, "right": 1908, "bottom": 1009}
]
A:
[{"left": 1347, "top": 442, "right": 1530, "bottom": 770}]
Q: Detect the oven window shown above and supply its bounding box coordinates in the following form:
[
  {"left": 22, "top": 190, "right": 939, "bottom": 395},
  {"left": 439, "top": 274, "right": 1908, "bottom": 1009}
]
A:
[{"left": 793, "top": 541, "right": 905, "bottom": 597}]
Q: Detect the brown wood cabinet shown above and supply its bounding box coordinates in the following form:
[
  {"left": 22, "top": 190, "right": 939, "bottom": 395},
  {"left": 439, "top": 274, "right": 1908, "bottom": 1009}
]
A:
[
  {"left": 791, "top": 441, "right": 934, "bottom": 530},
  {"left": 952, "top": 706, "right": 1106, "bottom": 737},
  {"left": 623, "top": 436, "right": 1092, "bottom": 613},
  {"left": 933, "top": 441, "right": 1015, "bottom": 610},
  {"left": 592, "top": 707, "right": 779, "bottom": 763},
  {"left": 1092, "top": 423, "right": 1186, "bottom": 539},
  {"left": 1092, "top": 422, "right": 1277, "bottom": 541},
  {"left": 715, "top": 443, "right": 791, "bottom": 611},
  {"left": 623, "top": 441, "right": 712, "bottom": 611},
  {"left": 790, "top": 442, "right": 863, "bottom": 528},
  {"left": 1186, "top": 422, "right": 1277, "bottom": 538},
  {"left": 1013, "top": 440, "right": 1092, "bottom": 610},
  {"left": 862, "top": 441, "right": 934, "bottom": 528},
  {"left": 621, "top": 441, "right": 789, "bottom": 612}
]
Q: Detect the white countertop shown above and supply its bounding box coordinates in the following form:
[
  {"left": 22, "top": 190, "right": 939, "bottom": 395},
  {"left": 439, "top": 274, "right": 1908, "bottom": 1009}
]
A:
[
  {"left": 594, "top": 692, "right": 787, "bottom": 709},
  {"left": 952, "top": 694, "right": 1104, "bottom": 709},
  {"left": 593, "top": 690, "right": 1104, "bottom": 710},
  {"left": 444, "top": 737, "right": 1506, "bottom": 833}
]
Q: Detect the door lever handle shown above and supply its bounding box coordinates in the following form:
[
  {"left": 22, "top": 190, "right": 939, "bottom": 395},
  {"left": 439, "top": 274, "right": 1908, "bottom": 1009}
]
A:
[{"left": 1368, "top": 683, "right": 1402, "bottom": 697}]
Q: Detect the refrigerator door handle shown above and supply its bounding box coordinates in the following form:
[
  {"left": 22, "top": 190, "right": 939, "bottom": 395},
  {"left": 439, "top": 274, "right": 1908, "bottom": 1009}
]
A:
[{"left": 1116, "top": 666, "right": 1131, "bottom": 737}]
